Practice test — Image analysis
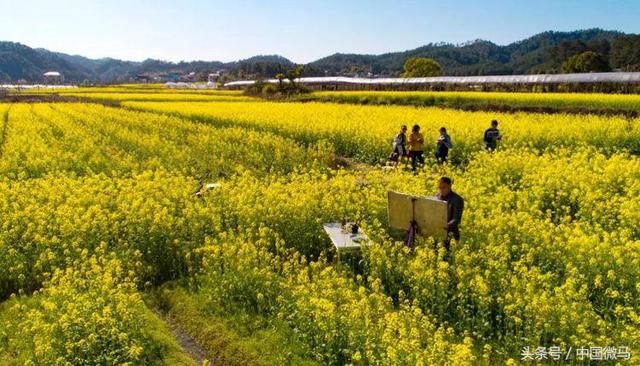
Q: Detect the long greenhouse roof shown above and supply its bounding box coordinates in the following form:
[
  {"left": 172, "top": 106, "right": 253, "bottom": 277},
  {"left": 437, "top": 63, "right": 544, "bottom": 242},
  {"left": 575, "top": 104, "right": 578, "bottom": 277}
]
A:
[{"left": 224, "top": 72, "right": 640, "bottom": 87}]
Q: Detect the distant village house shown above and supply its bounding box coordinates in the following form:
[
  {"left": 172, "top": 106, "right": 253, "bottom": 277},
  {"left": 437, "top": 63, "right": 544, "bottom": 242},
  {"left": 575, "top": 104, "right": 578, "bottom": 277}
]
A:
[
  {"left": 180, "top": 71, "right": 197, "bottom": 82},
  {"left": 151, "top": 72, "right": 179, "bottom": 82},
  {"left": 43, "top": 71, "right": 64, "bottom": 84},
  {"left": 133, "top": 74, "right": 152, "bottom": 83},
  {"left": 208, "top": 72, "right": 221, "bottom": 83}
]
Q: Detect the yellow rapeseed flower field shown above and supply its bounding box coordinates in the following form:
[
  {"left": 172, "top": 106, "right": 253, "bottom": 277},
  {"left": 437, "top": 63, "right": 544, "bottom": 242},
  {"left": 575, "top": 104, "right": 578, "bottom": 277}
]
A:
[{"left": 0, "top": 91, "right": 639, "bottom": 365}]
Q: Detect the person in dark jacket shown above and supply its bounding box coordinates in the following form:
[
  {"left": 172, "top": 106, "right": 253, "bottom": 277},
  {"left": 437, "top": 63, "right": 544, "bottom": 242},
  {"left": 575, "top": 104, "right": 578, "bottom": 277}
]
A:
[
  {"left": 436, "top": 176, "right": 464, "bottom": 249},
  {"left": 483, "top": 119, "right": 502, "bottom": 151},
  {"left": 435, "top": 127, "right": 453, "bottom": 163}
]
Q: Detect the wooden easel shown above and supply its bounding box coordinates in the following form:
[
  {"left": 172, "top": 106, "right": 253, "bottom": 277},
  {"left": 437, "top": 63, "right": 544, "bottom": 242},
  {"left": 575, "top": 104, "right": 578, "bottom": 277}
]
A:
[{"left": 387, "top": 191, "right": 448, "bottom": 246}]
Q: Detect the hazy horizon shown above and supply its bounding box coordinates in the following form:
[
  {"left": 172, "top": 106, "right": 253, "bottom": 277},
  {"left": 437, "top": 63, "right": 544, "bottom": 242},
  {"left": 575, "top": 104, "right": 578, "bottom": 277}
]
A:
[{"left": 2, "top": 0, "right": 640, "bottom": 64}]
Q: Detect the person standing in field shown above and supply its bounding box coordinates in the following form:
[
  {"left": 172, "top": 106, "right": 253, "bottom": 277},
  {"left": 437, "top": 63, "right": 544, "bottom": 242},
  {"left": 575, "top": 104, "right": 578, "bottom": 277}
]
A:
[
  {"left": 483, "top": 119, "right": 502, "bottom": 151},
  {"left": 389, "top": 125, "right": 408, "bottom": 167},
  {"left": 408, "top": 124, "right": 425, "bottom": 171},
  {"left": 436, "top": 176, "right": 464, "bottom": 250},
  {"left": 435, "top": 127, "right": 453, "bottom": 163}
]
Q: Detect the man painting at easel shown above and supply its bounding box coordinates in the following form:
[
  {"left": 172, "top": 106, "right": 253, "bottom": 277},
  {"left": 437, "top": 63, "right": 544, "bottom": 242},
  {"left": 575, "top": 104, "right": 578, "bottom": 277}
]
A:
[{"left": 436, "top": 177, "right": 464, "bottom": 250}]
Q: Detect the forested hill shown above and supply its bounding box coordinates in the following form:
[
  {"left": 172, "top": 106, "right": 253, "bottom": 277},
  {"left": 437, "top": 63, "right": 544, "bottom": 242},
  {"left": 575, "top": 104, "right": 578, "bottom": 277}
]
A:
[
  {"left": 306, "top": 29, "right": 639, "bottom": 76},
  {"left": 1, "top": 29, "right": 639, "bottom": 83},
  {"left": 0, "top": 42, "right": 294, "bottom": 83}
]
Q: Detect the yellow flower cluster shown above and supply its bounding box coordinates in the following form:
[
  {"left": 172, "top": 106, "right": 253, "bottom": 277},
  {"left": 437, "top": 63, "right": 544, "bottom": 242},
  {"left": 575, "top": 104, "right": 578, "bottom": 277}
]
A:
[
  {"left": 0, "top": 170, "right": 222, "bottom": 298},
  {"left": 193, "top": 230, "right": 476, "bottom": 365},
  {"left": 1, "top": 247, "right": 159, "bottom": 364}
]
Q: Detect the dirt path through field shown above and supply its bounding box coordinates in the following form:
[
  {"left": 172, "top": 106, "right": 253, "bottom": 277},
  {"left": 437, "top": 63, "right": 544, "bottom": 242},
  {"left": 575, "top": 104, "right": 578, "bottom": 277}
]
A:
[{"left": 153, "top": 309, "right": 212, "bottom": 365}]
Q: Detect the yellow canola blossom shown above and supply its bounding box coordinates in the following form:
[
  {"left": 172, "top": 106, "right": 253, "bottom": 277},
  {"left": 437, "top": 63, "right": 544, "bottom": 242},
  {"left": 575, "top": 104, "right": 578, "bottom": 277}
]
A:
[{"left": 2, "top": 248, "right": 159, "bottom": 364}]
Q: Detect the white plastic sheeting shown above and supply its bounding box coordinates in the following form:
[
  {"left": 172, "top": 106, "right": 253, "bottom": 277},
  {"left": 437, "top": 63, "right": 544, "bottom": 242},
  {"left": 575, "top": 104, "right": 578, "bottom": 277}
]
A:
[
  {"left": 164, "top": 82, "right": 217, "bottom": 89},
  {"left": 224, "top": 72, "right": 640, "bottom": 88},
  {"left": 0, "top": 84, "right": 76, "bottom": 89}
]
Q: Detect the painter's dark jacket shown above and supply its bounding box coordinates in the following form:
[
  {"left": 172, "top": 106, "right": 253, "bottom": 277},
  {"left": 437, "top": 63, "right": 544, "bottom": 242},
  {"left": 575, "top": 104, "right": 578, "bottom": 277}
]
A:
[{"left": 437, "top": 191, "right": 464, "bottom": 240}]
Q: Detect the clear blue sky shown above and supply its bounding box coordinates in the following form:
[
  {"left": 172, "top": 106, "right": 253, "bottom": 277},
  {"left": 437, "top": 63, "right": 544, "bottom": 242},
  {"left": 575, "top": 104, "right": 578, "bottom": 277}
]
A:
[{"left": 2, "top": 0, "right": 639, "bottom": 63}]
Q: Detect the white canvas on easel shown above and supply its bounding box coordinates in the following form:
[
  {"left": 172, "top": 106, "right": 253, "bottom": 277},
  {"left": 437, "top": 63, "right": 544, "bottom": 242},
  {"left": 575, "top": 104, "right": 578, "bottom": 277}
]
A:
[{"left": 387, "top": 190, "right": 448, "bottom": 240}]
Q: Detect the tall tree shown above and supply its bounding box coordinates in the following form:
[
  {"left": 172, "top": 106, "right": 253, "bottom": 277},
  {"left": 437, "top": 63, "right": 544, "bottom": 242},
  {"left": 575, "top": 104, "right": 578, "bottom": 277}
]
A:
[
  {"left": 401, "top": 57, "right": 443, "bottom": 77},
  {"left": 275, "top": 73, "right": 285, "bottom": 89},
  {"left": 611, "top": 35, "right": 640, "bottom": 71},
  {"left": 561, "top": 51, "right": 611, "bottom": 73},
  {"left": 286, "top": 65, "right": 305, "bottom": 86}
]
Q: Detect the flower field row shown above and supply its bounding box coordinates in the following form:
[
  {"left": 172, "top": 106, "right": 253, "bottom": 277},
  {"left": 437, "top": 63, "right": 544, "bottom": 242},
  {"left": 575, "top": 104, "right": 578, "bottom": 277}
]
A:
[
  {"left": 58, "top": 92, "right": 257, "bottom": 102},
  {"left": 126, "top": 100, "right": 640, "bottom": 164},
  {"left": 0, "top": 103, "right": 330, "bottom": 180},
  {"left": 19, "top": 85, "right": 640, "bottom": 112},
  {"left": 18, "top": 85, "right": 242, "bottom": 95},
  {"left": 294, "top": 90, "right": 640, "bottom": 113}
]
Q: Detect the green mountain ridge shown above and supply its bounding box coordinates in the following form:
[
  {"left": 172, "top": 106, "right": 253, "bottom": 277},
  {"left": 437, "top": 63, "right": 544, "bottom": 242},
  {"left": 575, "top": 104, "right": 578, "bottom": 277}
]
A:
[{"left": 1, "top": 29, "right": 639, "bottom": 83}]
